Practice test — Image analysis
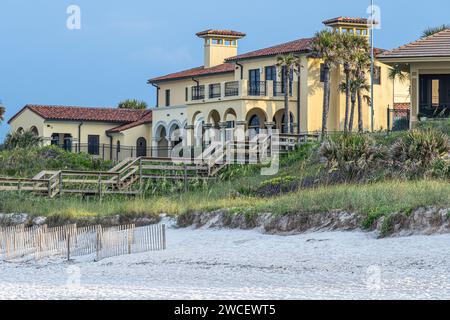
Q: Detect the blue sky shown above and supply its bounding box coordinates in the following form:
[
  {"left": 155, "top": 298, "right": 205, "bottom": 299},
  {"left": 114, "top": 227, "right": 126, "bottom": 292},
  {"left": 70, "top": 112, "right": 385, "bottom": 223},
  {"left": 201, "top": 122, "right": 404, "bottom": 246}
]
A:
[{"left": 0, "top": 0, "right": 449, "bottom": 140}]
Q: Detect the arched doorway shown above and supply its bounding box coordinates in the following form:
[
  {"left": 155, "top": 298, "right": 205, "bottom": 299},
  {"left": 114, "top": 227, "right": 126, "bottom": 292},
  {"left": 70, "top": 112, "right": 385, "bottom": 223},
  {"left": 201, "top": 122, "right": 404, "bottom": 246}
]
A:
[
  {"left": 156, "top": 126, "right": 169, "bottom": 158},
  {"left": 169, "top": 123, "right": 182, "bottom": 147},
  {"left": 246, "top": 108, "right": 267, "bottom": 139},
  {"left": 136, "top": 137, "right": 147, "bottom": 157},
  {"left": 273, "top": 110, "right": 295, "bottom": 134}
]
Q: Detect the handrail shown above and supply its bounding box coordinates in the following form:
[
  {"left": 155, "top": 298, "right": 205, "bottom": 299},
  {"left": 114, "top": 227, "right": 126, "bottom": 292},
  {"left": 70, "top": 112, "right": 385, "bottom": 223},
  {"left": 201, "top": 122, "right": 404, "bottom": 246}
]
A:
[{"left": 0, "top": 177, "right": 50, "bottom": 183}]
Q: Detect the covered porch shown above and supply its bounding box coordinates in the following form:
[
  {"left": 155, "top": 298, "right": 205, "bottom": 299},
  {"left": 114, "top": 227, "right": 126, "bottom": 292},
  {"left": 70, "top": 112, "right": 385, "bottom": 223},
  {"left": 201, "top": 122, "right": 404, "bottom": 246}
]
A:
[{"left": 377, "top": 28, "right": 450, "bottom": 126}]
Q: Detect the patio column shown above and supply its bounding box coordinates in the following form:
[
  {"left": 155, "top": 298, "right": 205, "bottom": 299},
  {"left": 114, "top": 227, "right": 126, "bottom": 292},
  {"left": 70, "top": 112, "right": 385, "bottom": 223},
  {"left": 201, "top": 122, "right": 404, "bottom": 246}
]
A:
[
  {"left": 203, "top": 123, "right": 212, "bottom": 146},
  {"left": 152, "top": 137, "right": 159, "bottom": 157},
  {"left": 219, "top": 122, "right": 228, "bottom": 145},
  {"left": 235, "top": 121, "right": 247, "bottom": 164},
  {"left": 265, "top": 122, "right": 275, "bottom": 137},
  {"left": 185, "top": 125, "right": 195, "bottom": 147}
]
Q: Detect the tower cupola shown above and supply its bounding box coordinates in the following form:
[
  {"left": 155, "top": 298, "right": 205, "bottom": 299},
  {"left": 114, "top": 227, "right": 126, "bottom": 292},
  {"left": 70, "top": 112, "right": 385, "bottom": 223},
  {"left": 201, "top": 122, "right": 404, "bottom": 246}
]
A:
[
  {"left": 196, "top": 29, "right": 246, "bottom": 68},
  {"left": 323, "top": 17, "right": 372, "bottom": 37}
]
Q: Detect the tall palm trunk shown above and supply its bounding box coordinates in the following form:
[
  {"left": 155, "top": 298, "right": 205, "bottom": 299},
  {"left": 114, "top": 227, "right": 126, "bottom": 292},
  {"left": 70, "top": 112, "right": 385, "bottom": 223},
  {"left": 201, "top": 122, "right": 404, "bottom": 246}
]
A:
[
  {"left": 349, "top": 89, "right": 356, "bottom": 132},
  {"left": 343, "top": 65, "right": 351, "bottom": 133},
  {"left": 357, "top": 89, "right": 363, "bottom": 133},
  {"left": 321, "top": 64, "right": 331, "bottom": 139},
  {"left": 392, "top": 78, "right": 395, "bottom": 110},
  {"left": 283, "top": 67, "right": 290, "bottom": 134}
]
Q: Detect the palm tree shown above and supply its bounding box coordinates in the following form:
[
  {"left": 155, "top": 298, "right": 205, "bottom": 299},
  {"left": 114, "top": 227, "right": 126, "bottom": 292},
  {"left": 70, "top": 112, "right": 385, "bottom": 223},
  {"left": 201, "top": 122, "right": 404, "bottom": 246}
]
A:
[
  {"left": 3, "top": 129, "right": 41, "bottom": 150},
  {"left": 352, "top": 45, "right": 371, "bottom": 133},
  {"left": 388, "top": 64, "right": 408, "bottom": 110},
  {"left": 276, "top": 54, "right": 302, "bottom": 134},
  {"left": 337, "top": 33, "right": 357, "bottom": 133},
  {"left": 422, "top": 24, "right": 450, "bottom": 38},
  {"left": 311, "top": 30, "right": 340, "bottom": 138},
  {"left": 0, "top": 101, "right": 5, "bottom": 122},
  {"left": 349, "top": 76, "right": 370, "bottom": 133},
  {"left": 117, "top": 99, "right": 148, "bottom": 110}
]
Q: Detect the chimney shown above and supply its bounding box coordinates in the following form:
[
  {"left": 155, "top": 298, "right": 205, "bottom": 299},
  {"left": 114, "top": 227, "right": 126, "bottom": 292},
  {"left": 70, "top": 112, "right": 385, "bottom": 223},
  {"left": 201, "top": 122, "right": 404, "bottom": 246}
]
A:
[{"left": 196, "top": 29, "right": 246, "bottom": 68}]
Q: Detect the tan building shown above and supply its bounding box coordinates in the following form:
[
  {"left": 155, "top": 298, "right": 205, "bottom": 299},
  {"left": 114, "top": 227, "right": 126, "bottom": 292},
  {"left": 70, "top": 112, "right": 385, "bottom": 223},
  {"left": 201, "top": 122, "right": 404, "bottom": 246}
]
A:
[
  {"left": 379, "top": 28, "right": 450, "bottom": 126},
  {"left": 8, "top": 105, "right": 153, "bottom": 160},
  {"left": 8, "top": 16, "right": 412, "bottom": 160},
  {"left": 148, "top": 17, "right": 406, "bottom": 155}
]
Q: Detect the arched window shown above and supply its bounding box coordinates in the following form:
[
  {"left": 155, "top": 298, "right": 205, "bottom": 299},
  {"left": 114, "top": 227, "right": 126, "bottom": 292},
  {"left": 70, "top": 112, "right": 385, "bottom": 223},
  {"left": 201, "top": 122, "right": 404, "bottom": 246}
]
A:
[
  {"left": 30, "top": 126, "right": 39, "bottom": 137},
  {"left": 136, "top": 137, "right": 147, "bottom": 157}
]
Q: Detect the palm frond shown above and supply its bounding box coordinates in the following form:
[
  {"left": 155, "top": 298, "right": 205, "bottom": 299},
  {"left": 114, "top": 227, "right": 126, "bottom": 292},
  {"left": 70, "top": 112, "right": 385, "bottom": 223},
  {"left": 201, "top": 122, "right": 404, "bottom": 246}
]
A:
[{"left": 422, "top": 24, "right": 450, "bottom": 38}]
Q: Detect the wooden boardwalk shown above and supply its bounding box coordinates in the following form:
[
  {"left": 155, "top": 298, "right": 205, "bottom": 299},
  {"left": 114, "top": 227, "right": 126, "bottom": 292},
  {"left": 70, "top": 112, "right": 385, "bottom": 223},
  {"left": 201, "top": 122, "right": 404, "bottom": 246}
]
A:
[{"left": 0, "top": 133, "right": 317, "bottom": 197}]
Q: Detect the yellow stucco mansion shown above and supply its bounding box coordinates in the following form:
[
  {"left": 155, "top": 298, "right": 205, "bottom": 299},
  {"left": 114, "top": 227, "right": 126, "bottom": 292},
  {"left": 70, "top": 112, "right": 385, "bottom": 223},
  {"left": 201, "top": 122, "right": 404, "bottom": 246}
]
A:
[{"left": 8, "top": 16, "right": 413, "bottom": 160}]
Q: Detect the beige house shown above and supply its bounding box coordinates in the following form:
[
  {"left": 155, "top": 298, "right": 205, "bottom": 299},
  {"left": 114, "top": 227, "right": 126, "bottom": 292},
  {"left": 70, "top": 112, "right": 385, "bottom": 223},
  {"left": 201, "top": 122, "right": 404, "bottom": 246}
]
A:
[
  {"left": 148, "top": 17, "right": 408, "bottom": 155},
  {"left": 8, "top": 16, "right": 412, "bottom": 160},
  {"left": 8, "top": 104, "right": 153, "bottom": 160},
  {"left": 378, "top": 28, "right": 450, "bottom": 126}
]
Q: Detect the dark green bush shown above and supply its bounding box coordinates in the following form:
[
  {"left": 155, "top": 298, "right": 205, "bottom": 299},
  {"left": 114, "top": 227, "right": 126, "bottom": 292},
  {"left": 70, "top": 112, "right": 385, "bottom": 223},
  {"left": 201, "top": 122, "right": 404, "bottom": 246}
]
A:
[
  {"left": 0, "top": 145, "right": 112, "bottom": 177},
  {"left": 390, "top": 129, "right": 450, "bottom": 178},
  {"left": 3, "top": 129, "right": 41, "bottom": 150},
  {"left": 414, "top": 119, "right": 450, "bottom": 135},
  {"left": 319, "top": 134, "right": 385, "bottom": 182},
  {"left": 255, "top": 175, "right": 300, "bottom": 197}
]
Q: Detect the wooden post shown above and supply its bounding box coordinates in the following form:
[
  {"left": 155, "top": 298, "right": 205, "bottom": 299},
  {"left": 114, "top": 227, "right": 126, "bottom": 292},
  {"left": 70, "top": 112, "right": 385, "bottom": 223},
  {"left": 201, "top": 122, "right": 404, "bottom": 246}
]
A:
[
  {"left": 98, "top": 173, "right": 102, "bottom": 199},
  {"left": 67, "top": 232, "right": 71, "bottom": 261},
  {"left": 128, "top": 228, "right": 132, "bottom": 254},
  {"left": 184, "top": 164, "right": 188, "bottom": 193},
  {"left": 59, "top": 171, "right": 63, "bottom": 197},
  {"left": 47, "top": 179, "right": 52, "bottom": 198},
  {"left": 162, "top": 224, "right": 167, "bottom": 250},
  {"left": 139, "top": 158, "right": 143, "bottom": 195},
  {"left": 96, "top": 225, "right": 102, "bottom": 261},
  {"left": 387, "top": 107, "right": 391, "bottom": 132}
]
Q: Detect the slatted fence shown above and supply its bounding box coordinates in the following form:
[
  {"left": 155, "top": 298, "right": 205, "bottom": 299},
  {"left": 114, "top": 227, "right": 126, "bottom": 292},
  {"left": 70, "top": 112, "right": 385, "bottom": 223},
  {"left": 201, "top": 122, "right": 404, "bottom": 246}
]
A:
[{"left": 0, "top": 223, "right": 166, "bottom": 262}]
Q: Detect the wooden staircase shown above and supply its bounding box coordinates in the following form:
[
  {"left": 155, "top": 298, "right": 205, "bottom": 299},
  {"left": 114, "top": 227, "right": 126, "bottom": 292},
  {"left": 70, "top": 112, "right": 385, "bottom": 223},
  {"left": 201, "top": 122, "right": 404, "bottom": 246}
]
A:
[{"left": 0, "top": 133, "right": 317, "bottom": 197}]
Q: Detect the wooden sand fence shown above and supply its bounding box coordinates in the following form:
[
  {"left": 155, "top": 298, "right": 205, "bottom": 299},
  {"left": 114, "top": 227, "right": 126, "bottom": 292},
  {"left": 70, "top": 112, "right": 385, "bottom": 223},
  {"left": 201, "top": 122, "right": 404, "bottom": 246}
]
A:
[{"left": 0, "top": 223, "right": 166, "bottom": 262}]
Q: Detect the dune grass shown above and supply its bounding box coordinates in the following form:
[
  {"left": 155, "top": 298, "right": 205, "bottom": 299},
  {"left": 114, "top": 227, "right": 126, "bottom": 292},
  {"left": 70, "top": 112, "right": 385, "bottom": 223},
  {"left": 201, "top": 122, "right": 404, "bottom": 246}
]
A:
[{"left": 1, "top": 180, "right": 449, "bottom": 225}]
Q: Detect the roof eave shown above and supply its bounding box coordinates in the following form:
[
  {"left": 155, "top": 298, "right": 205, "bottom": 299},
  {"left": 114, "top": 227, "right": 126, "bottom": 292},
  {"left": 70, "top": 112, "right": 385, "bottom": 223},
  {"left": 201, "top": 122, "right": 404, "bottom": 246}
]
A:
[
  {"left": 147, "top": 70, "right": 235, "bottom": 84},
  {"left": 377, "top": 56, "right": 450, "bottom": 63},
  {"left": 226, "top": 49, "right": 311, "bottom": 63}
]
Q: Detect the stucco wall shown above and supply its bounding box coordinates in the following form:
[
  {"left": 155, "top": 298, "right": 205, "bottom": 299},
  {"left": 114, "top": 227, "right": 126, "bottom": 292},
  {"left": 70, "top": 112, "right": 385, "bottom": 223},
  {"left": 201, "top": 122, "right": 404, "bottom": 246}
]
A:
[{"left": 9, "top": 109, "right": 45, "bottom": 137}]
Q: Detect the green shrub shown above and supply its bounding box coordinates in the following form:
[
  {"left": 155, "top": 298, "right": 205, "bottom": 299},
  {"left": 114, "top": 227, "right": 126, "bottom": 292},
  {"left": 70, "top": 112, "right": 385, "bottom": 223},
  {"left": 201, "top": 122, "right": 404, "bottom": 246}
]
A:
[
  {"left": 319, "top": 134, "right": 385, "bottom": 182},
  {"left": 0, "top": 145, "right": 112, "bottom": 177},
  {"left": 255, "top": 176, "right": 299, "bottom": 197},
  {"left": 414, "top": 119, "right": 450, "bottom": 135},
  {"left": 3, "top": 129, "right": 41, "bottom": 150},
  {"left": 390, "top": 129, "right": 450, "bottom": 178}
]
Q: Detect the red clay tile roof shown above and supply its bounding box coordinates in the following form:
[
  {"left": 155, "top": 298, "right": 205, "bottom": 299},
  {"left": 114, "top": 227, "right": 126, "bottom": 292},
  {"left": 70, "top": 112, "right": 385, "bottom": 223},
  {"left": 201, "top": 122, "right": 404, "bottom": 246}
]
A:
[
  {"left": 394, "top": 103, "right": 411, "bottom": 110},
  {"left": 148, "top": 63, "right": 236, "bottom": 83},
  {"left": 226, "top": 38, "right": 314, "bottom": 62},
  {"left": 323, "top": 17, "right": 370, "bottom": 25},
  {"left": 378, "top": 29, "right": 450, "bottom": 59},
  {"left": 9, "top": 104, "right": 151, "bottom": 124},
  {"left": 196, "top": 29, "right": 246, "bottom": 38},
  {"left": 149, "top": 35, "right": 386, "bottom": 83},
  {"left": 107, "top": 111, "right": 153, "bottom": 133}
]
